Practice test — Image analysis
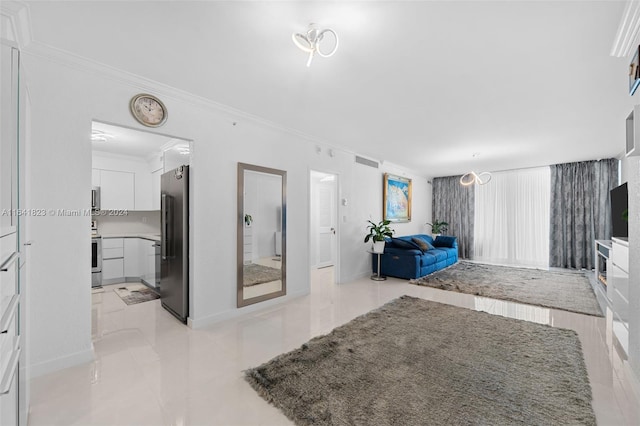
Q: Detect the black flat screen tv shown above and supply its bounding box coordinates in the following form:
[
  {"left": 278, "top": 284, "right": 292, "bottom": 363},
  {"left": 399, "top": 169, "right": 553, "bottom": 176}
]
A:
[{"left": 610, "top": 182, "right": 628, "bottom": 239}]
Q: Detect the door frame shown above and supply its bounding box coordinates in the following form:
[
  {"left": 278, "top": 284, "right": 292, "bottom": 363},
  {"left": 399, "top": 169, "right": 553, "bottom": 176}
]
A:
[{"left": 308, "top": 168, "right": 340, "bottom": 284}]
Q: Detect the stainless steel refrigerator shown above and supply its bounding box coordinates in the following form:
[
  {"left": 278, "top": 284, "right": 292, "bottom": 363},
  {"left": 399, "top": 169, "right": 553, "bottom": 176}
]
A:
[{"left": 161, "top": 165, "right": 189, "bottom": 323}]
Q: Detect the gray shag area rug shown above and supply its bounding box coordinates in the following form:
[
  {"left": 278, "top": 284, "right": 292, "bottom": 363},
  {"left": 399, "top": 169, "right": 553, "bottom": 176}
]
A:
[
  {"left": 243, "top": 263, "right": 282, "bottom": 287},
  {"left": 245, "top": 296, "right": 596, "bottom": 426},
  {"left": 410, "top": 261, "right": 603, "bottom": 317}
]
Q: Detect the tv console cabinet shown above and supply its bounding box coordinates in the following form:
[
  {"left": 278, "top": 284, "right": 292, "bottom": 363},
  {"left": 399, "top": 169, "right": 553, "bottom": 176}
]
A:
[
  {"left": 608, "top": 237, "right": 629, "bottom": 355},
  {"left": 594, "top": 239, "right": 612, "bottom": 286}
]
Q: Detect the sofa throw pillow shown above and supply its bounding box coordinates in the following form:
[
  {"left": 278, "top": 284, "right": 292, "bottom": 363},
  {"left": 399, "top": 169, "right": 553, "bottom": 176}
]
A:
[
  {"left": 389, "top": 238, "right": 424, "bottom": 252},
  {"left": 411, "top": 237, "right": 434, "bottom": 251},
  {"left": 434, "top": 235, "right": 457, "bottom": 248}
]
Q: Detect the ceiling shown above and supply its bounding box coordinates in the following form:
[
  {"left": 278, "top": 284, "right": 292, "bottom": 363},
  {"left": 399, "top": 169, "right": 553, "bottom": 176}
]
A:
[
  {"left": 25, "top": 1, "right": 630, "bottom": 176},
  {"left": 92, "top": 121, "right": 189, "bottom": 159}
]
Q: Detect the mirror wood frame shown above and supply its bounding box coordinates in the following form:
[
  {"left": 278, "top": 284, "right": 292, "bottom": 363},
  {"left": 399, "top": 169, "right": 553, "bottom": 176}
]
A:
[{"left": 237, "top": 162, "right": 287, "bottom": 308}]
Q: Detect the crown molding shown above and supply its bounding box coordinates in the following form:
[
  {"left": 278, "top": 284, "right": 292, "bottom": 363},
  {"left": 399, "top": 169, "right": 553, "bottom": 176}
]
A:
[
  {"left": 20, "top": 41, "right": 428, "bottom": 179},
  {"left": 612, "top": 1, "right": 640, "bottom": 57},
  {"left": 0, "top": 1, "right": 32, "bottom": 47},
  {"left": 22, "top": 40, "right": 334, "bottom": 144}
]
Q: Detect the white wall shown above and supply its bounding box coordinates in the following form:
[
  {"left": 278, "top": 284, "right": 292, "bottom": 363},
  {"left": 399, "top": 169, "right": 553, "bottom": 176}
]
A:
[
  {"left": 21, "top": 48, "right": 432, "bottom": 372},
  {"left": 95, "top": 211, "right": 160, "bottom": 235}
]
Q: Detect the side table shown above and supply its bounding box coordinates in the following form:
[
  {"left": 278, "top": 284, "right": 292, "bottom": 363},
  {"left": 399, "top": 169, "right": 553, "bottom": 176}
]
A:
[{"left": 368, "top": 250, "right": 386, "bottom": 281}]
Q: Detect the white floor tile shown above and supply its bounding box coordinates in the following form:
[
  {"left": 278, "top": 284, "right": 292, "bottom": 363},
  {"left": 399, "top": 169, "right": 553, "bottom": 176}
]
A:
[{"left": 28, "top": 272, "right": 640, "bottom": 425}]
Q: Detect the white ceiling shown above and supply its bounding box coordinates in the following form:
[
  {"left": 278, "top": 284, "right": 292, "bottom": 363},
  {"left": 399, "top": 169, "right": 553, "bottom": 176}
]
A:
[
  {"left": 27, "top": 1, "right": 630, "bottom": 176},
  {"left": 92, "top": 121, "right": 175, "bottom": 158}
]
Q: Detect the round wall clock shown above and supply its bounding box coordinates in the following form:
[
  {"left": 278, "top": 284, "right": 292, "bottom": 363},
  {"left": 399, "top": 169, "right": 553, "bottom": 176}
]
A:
[{"left": 129, "top": 93, "right": 168, "bottom": 127}]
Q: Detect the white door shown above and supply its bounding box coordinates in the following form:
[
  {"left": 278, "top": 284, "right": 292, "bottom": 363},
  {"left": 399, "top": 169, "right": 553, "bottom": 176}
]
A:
[{"left": 314, "top": 174, "right": 337, "bottom": 268}]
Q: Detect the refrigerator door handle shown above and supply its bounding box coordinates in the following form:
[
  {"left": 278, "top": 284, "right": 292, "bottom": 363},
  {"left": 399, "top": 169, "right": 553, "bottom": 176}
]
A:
[{"left": 161, "top": 194, "right": 171, "bottom": 259}]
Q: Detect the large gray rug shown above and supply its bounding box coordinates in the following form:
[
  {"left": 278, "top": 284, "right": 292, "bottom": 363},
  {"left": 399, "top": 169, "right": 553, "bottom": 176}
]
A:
[
  {"left": 243, "top": 263, "right": 282, "bottom": 287},
  {"left": 410, "top": 261, "right": 603, "bottom": 317},
  {"left": 245, "top": 296, "right": 596, "bottom": 426}
]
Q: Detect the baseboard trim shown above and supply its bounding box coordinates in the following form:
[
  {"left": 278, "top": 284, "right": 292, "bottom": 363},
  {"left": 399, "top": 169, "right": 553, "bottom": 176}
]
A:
[
  {"left": 188, "top": 289, "right": 308, "bottom": 329},
  {"left": 30, "top": 346, "right": 94, "bottom": 378}
]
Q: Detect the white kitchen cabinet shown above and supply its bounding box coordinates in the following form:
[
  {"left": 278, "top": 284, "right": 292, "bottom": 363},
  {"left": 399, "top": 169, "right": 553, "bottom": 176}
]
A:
[
  {"left": 102, "top": 237, "right": 124, "bottom": 260},
  {"left": 102, "top": 238, "right": 123, "bottom": 250},
  {"left": 99, "top": 170, "right": 135, "bottom": 210},
  {"left": 103, "top": 259, "right": 124, "bottom": 281},
  {"left": 124, "top": 237, "right": 147, "bottom": 281},
  {"left": 103, "top": 238, "right": 124, "bottom": 283},
  {"left": 142, "top": 239, "right": 157, "bottom": 287},
  {"left": 92, "top": 152, "right": 160, "bottom": 211},
  {"left": 134, "top": 173, "right": 153, "bottom": 211},
  {"left": 608, "top": 238, "right": 629, "bottom": 355},
  {"left": 151, "top": 169, "right": 162, "bottom": 210},
  {"left": 91, "top": 169, "right": 101, "bottom": 187},
  {"left": 124, "top": 238, "right": 140, "bottom": 278},
  {"left": 122, "top": 237, "right": 157, "bottom": 287}
]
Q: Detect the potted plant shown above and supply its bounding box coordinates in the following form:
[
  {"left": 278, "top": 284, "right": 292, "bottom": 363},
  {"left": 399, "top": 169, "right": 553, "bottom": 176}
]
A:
[
  {"left": 364, "top": 219, "right": 394, "bottom": 253},
  {"left": 426, "top": 220, "right": 449, "bottom": 238}
]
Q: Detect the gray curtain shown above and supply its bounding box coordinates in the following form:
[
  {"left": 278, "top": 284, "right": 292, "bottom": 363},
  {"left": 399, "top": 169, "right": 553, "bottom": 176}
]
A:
[
  {"left": 432, "top": 175, "right": 475, "bottom": 259},
  {"left": 549, "top": 159, "right": 618, "bottom": 269}
]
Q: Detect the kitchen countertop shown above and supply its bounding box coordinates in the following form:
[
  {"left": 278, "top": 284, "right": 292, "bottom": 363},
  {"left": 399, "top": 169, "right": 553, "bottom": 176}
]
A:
[{"left": 100, "top": 233, "right": 161, "bottom": 242}]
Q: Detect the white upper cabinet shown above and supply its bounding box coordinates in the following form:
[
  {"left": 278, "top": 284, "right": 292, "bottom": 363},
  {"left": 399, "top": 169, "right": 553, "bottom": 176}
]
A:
[
  {"left": 134, "top": 171, "right": 153, "bottom": 211},
  {"left": 91, "top": 125, "right": 190, "bottom": 211},
  {"left": 151, "top": 169, "right": 162, "bottom": 210},
  {"left": 91, "top": 169, "right": 101, "bottom": 187},
  {"left": 100, "top": 170, "right": 135, "bottom": 210},
  {"left": 93, "top": 167, "right": 155, "bottom": 210}
]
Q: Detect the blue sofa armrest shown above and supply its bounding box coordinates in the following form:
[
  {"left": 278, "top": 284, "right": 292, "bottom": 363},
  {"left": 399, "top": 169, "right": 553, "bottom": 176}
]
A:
[
  {"left": 373, "top": 250, "right": 422, "bottom": 279},
  {"left": 434, "top": 235, "right": 457, "bottom": 249}
]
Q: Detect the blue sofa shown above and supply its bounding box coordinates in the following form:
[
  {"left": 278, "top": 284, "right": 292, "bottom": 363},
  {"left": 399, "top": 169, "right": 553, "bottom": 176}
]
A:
[{"left": 372, "top": 234, "right": 458, "bottom": 279}]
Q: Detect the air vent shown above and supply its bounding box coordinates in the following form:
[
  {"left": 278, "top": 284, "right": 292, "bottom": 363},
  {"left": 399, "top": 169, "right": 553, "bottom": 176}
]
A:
[{"left": 355, "top": 155, "right": 379, "bottom": 168}]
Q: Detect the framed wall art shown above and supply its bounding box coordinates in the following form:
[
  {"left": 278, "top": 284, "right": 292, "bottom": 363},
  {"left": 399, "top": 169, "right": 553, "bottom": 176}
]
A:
[
  {"left": 630, "top": 46, "right": 640, "bottom": 96},
  {"left": 383, "top": 173, "right": 412, "bottom": 222}
]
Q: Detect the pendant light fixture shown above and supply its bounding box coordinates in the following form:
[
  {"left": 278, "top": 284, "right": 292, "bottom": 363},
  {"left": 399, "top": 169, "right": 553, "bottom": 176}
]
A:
[
  {"left": 460, "top": 152, "right": 491, "bottom": 186},
  {"left": 460, "top": 171, "right": 492, "bottom": 186},
  {"left": 292, "top": 23, "right": 339, "bottom": 67}
]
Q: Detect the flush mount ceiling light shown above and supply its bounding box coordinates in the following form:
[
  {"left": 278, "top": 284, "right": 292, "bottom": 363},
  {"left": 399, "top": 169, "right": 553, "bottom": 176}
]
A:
[
  {"left": 460, "top": 171, "right": 492, "bottom": 186},
  {"left": 292, "top": 23, "right": 339, "bottom": 67}
]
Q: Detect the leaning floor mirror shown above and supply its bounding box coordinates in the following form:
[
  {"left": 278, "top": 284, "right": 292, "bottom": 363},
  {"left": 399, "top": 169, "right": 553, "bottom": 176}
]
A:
[{"left": 237, "top": 163, "right": 287, "bottom": 307}]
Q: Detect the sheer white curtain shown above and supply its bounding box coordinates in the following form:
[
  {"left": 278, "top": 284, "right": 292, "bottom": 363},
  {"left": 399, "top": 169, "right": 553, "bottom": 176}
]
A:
[{"left": 473, "top": 167, "right": 550, "bottom": 268}]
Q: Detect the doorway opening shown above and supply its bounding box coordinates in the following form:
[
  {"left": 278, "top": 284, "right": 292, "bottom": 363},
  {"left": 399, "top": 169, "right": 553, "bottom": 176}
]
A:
[
  {"left": 310, "top": 170, "right": 339, "bottom": 286},
  {"left": 90, "top": 120, "right": 193, "bottom": 336}
]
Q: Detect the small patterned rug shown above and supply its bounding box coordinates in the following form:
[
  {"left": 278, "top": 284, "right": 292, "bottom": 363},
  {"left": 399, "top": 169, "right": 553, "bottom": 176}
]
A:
[
  {"left": 243, "top": 263, "right": 282, "bottom": 287},
  {"left": 114, "top": 284, "right": 159, "bottom": 305}
]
